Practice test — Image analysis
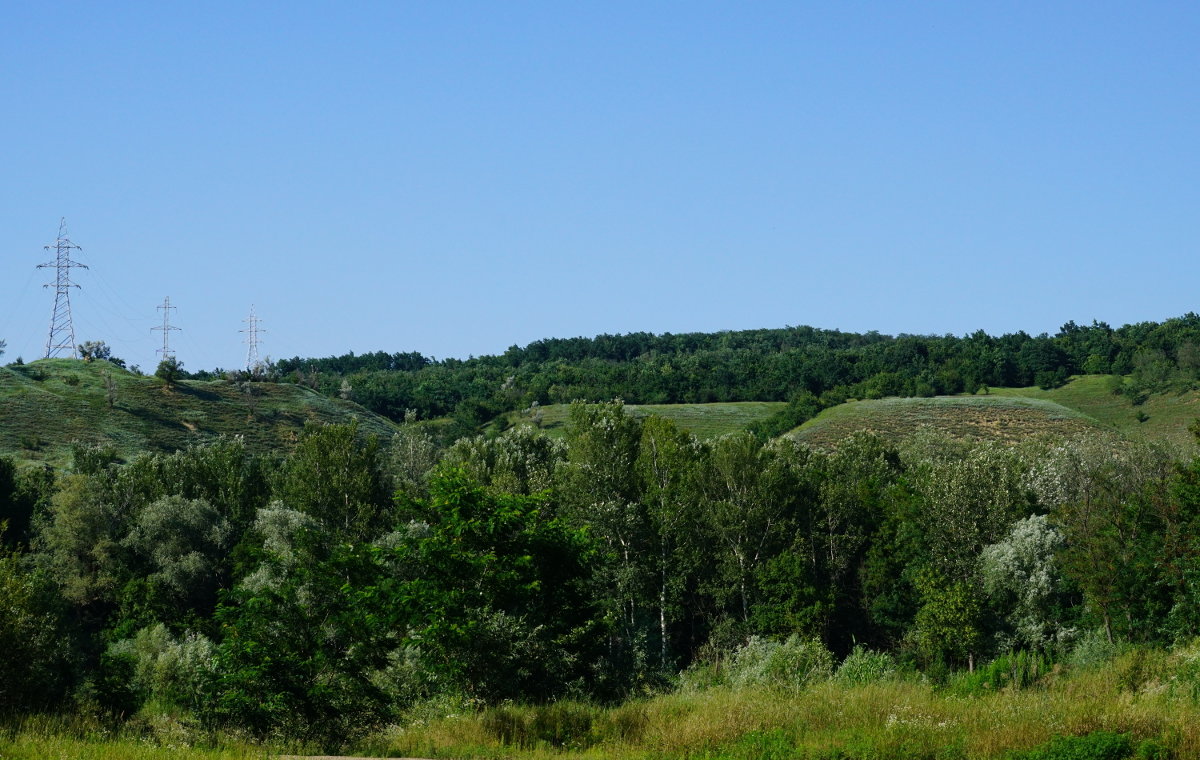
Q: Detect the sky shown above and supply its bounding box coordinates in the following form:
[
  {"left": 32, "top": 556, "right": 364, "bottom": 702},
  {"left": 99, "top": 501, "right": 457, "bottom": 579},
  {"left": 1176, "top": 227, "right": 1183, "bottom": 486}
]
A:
[{"left": 2, "top": 2, "right": 1198, "bottom": 371}]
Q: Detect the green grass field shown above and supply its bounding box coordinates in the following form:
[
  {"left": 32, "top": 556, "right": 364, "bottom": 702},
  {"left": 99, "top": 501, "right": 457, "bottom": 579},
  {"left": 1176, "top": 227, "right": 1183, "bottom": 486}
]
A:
[
  {"left": 0, "top": 359, "right": 399, "bottom": 468},
  {"left": 510, "top": 401, "right": 787, "bottom": 440}
]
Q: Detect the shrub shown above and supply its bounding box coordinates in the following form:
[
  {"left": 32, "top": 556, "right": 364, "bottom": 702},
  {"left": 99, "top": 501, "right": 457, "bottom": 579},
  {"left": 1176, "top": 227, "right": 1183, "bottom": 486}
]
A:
[
  {"left": 727, "top": 635, "right": 834, "bottom": 690},
  {"left": 1068, "top": 629, "right": 1128, "bottom": 670},
  {"left": 948, "top": 650, "right": 1054, "bottom": 694},
  {"left": 1167, "top": 639, "right": 1200, "bottom": 702},
  {"left": 1006, "top": 731, "right": 1137, "bottom": 760},
  {"left": 106, "top": 624, "right": 216, "bottom": 709},
  {"left": 834, "top": 645, "right": 898, "bottom": 685}
]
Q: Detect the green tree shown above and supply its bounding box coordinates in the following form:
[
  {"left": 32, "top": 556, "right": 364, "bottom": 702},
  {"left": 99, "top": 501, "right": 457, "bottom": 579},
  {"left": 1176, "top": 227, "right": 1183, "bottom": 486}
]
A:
[
  {"left": 78, "top": 340, "right": 112, "bottom": 362},
  {"left": 559, "top": 401, "right": 652, "bottom": 678},
  {"left": 0, "top": 549, "right": 69, "bottom": 712},
  {"left": 635, "top": 415, "right": 700, "bottom": 670},
  {"left": 273, "top": 421, "right": 389, "bottom": 541},
  {"left": 155, "top": 356, "right": 184, "bottom": 388},
  {"left": 695, "top": 432, "right": 798, "bottom": 628}
]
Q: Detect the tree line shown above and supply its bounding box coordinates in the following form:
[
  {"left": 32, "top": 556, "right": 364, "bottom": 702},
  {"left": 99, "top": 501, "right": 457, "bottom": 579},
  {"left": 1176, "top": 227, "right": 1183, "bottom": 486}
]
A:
[
  {"left": 270, "top": 314, "right": 1200, "bottom": 437},
  {"left": 3, "top": 406, "right": 1200, "bottom": 744}
]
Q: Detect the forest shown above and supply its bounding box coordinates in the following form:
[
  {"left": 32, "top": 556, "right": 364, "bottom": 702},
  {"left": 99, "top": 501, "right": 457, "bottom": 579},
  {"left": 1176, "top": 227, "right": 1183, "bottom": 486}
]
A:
[
  {"left": 6, "top": 318, "right": 1200, "bottom": 757},
  {"left": 266, "top": 314, "right": 1200, "bottom": 441}
]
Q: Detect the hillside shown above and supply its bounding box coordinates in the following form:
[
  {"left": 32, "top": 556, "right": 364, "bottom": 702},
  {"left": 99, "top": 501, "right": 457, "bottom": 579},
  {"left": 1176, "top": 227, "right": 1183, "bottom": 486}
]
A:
[
  {"left": 789, "top": 392, "right": 1117, "bottom": 448},
  {"left": 987, "top": 374, "right": 1200, "bottom": 448},
  {"left": 506, "top": 401, "right": 788, "bottom": 440},
  {"left": 0, "top": 358, "right": 399, "bottom": 468}
]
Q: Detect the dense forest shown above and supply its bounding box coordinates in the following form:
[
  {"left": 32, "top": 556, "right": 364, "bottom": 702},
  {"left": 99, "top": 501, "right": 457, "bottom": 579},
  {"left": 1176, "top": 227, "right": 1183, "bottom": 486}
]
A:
[{"left": 268, "top": 315, "right": 1200, "bottom": 439}]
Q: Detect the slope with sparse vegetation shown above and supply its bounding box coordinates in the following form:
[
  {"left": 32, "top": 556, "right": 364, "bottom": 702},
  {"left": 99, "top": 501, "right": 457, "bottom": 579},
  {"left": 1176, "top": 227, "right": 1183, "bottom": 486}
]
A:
[{"left": 0, "top": 358, "right": 398, "bottom": 467}]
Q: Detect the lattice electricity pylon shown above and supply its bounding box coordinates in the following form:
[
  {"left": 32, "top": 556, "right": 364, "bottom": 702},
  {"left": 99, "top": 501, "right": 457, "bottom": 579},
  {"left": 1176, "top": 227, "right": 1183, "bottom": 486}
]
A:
[
  {"left": 152, "top": 296, "right": 181, "bottom": 360},
  {"left": 37, "top": 217, "right": 87, "bottom": 359},
  {"left": 240, "top": 305, "right": 266, "bottom": 372}
]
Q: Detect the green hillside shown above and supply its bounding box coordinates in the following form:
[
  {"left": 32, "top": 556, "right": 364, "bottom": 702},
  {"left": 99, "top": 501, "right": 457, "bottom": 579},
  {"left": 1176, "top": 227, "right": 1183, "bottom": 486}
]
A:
[
  {"left": 789, "top": 375, "right": 1200, "bottom": 449},
  {"left": 987, "top": 374, "right": 1200, "bottom": 448},
  {"left": 0, "top": 358, "right": 399, "bottom": 468},
  {"left": 789, "top": 393, "right": 1116, "bottom": 448},
  {"left": 509, "top": 401, "right": 787, "bottom": 439}
]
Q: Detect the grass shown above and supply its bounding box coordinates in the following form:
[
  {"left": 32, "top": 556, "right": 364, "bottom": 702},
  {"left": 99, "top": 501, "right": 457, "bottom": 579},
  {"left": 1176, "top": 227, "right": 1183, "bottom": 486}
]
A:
[
  {"left": 370, "top": 647, "right": 1200, "bottom": 759},
  {"left": 789, "top": 394, "right": 1113, "bottom": 449},
  {"left": 988, "top": 375, "right": 1200, "bottom": 449},
  {"left": 7, "top": 645, "right": 1200, "bottom": 759},
  {"left": 0, "top": 359, "right": 399, "bottom": 469},
  {"left": 511, "top": 376, "right": 1200, "bottom": 451},
  {"left": 508, "top": 402, "right": 787, "bottom": 440}
]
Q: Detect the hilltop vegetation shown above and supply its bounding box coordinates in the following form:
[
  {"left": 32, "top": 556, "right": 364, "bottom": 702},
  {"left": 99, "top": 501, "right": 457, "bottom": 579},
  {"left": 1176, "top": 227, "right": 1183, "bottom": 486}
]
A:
[
  {"left": 274, "top": 314, "right": 1200, "bottom": 439},
  {"left": 791, "top": 393, "right": 1115, "bottom": 448},
  {"left": 507, "top": 401, "right": 788, "bottom": 439},
  {"left": 0, "top": 358, "right": 398, "bottom": 468}
]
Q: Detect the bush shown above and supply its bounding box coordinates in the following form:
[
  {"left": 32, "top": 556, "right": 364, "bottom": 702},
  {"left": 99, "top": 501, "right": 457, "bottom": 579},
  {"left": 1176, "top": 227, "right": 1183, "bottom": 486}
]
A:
[
  {"left": 834, "top": 645, "right": 897, "bottom": 685},
  {"left": 1068, "top": 629, "right": 1127, "bottom": 670},
  {"left": 948, "top": 650, "right": 1054, "bottom": 694},
  {"left": 1167, "top": 639, "right": 1200, "bottom": 702},
  {"left": 1006, "top": 731, "right": 1140, "bottom": 760},
  {"left": 727, "top": 635, "right": 834, "bottom": 690},
  {"left": 106, "top": 624, "right": 216, "bottom": 709}
]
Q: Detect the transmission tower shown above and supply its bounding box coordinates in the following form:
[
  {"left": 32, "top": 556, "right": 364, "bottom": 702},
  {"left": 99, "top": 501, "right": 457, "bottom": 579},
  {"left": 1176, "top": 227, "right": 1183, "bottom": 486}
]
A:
[
  {"left": 37, "top": 217, "right": 87, "bottom": 359},
  {"left": 152, "top": 296, "right": 181, "bottom": 360},
  {"left": 240, "top": 305, "right": 265, "bottom": 372}
]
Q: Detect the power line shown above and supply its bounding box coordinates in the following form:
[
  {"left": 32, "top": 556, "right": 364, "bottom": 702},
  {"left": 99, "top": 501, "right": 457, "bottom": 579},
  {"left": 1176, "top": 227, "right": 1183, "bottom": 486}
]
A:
[
  {"left": 240, "top": 305, "right": 265, "bottom": 372},
  {"left": 152, "top": 296, "right": 181, "bottom": 360},
  {"left": 37, "top": 217, "right": 87, "bottom": 359}
]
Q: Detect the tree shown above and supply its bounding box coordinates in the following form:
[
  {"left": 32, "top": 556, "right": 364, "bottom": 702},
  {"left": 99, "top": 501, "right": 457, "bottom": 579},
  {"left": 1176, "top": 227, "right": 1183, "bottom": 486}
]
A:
[
  {"left": 635, "top": 415, "right": 700, "bottom": 670},
  {"left": 120, "top": 495, "right": 234, "bottom": 630},
  {"left": 694, "top": 432, "right": 798, "bottom": 627},
  {"left": 558, "top": 401, "right": 651, "bottom": 677},
  {"left": 389, "top": 468, "right": 603, "bottom": 701},
  {"left": 0, "top": 549, "right": 69, "bottom": 712},
  {"left": 980, "top": 515, "right": 1073, "bottom": 652},
  {"left": 273, "top": 421, "right": 389, "bottom": 541},
  {"left": 78, "top": 340, "right": 112, "bottom": 362},
  {"left": 103, "top": 370, "right": 118, "bottom": 409},
  {"left": 155, "top": 356, "right": 184, "bottom": 388}
]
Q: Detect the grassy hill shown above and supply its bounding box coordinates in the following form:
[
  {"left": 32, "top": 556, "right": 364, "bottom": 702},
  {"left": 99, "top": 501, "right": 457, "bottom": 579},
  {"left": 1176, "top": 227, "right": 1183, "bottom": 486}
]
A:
[
  {"left": 0, "top": 359, "right": 400, "bottom": 468},
  {"left": 790, "top": 375, "right": 1200, "bottom": 450},
  {"left": 987, "top": 374, "right": 1200, "bottom": 448},
  {"left": 789, "top": 394, "right": 1110, "bottom": 448},
  {"left": 508, "top": 401, "right": 787, "bottom": 439}
]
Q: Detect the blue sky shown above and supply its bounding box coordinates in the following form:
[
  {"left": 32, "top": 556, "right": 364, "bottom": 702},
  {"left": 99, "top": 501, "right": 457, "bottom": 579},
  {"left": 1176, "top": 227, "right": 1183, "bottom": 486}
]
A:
[{"left": 2, "top": 2, "right": 1197, "bottom": 371}]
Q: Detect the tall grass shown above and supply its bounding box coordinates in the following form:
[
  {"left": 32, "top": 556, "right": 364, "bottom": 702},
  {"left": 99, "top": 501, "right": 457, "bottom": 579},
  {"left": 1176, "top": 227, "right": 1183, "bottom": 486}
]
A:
[
  {"left": 377, "top": 645, "right": 1200, "bottom": 759},
  {"left": 0, "top": 714, "right": 269, "bottom": 759},
  {"left": 9, "top": 643, "right": 1200, "bottom": 759}
]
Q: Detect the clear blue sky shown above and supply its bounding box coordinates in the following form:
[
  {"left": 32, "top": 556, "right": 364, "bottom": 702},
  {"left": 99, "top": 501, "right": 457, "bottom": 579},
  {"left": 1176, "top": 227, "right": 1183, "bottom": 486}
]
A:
[{"left": 2, "top": 2, "right": 1197, "bottom": 371}]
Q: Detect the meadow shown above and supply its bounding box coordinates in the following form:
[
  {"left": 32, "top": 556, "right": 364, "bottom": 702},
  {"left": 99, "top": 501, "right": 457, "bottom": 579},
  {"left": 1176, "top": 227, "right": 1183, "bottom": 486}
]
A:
[{"left": 510, "top": 401, "right": 787, "bottom": 440}]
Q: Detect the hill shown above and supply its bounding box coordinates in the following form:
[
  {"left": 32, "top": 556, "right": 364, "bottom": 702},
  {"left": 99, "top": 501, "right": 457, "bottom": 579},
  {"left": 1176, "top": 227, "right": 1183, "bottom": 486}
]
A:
[
  {"left": 987, "top": 374, "right": 1200, "bottom": 448},
  {"left": 0, "top": 359, "right": 399, "bottom": 468},
  {"left": 507, "top": 401, "right": 787, "bottom": 439},
  {"left": 789, "top": 392, "right": 1118, "bottom": 449}
]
